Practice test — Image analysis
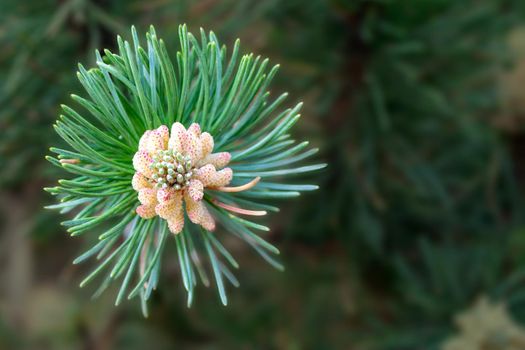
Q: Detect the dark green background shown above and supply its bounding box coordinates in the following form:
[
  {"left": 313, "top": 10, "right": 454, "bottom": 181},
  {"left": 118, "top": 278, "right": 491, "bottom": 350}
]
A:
[{"left": 3, "top": 0, "right": 525, "bottom": 349}]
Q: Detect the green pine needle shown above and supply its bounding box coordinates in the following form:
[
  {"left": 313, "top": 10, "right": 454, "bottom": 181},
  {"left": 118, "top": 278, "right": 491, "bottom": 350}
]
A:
[{"left": 46, "top": 24, "right": 324, "bottom": 314}]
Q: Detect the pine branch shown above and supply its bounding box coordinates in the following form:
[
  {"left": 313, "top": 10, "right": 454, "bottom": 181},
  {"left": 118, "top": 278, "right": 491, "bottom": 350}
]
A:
[{"left": 45, "top": 24, "right": 324, "bottom": 314}]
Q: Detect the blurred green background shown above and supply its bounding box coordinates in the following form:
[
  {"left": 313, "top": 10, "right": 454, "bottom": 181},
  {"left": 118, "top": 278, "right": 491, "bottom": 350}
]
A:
[{"left": 4, "top": 0, "right": 525, "bottom": 349}]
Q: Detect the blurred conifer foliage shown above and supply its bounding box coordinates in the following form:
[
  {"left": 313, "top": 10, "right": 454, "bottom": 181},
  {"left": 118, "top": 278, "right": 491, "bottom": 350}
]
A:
[{"left": 3, "top": 0, "right": 525, "bottom": 348}]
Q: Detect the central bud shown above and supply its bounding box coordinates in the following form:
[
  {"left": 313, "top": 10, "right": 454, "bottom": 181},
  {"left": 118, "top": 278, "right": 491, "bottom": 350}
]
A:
[
  {"left": 150, "top": 149, "right": 193, "bottom": 190},
  {"left": 133, "top": 122, "right": 234, "bottom": 234}
]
